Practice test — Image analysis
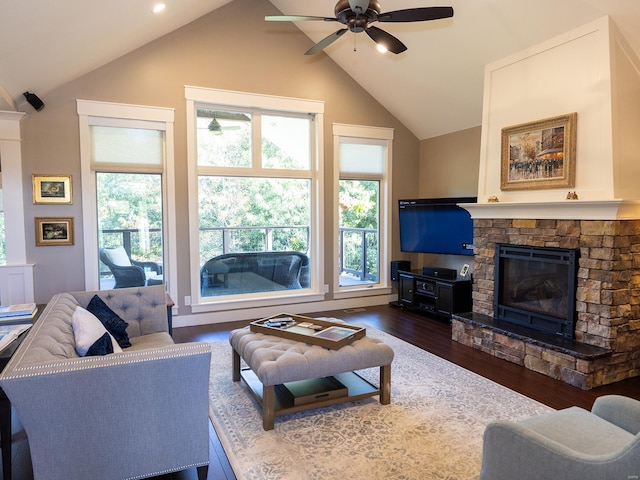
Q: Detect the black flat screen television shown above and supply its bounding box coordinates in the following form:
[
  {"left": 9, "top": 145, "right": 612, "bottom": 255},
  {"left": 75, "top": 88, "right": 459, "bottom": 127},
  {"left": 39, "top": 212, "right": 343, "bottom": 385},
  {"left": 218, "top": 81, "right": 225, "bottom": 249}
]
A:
[{"left": 399, "top": 197, "right": 476, "bottom": 256}]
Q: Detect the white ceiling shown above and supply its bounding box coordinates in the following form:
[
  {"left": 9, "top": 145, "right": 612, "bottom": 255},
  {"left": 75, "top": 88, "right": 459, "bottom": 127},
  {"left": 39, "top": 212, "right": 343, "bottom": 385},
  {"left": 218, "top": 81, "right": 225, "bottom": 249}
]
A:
[{"left": 1, "top": 0, "right": 639, "bottom": 139}]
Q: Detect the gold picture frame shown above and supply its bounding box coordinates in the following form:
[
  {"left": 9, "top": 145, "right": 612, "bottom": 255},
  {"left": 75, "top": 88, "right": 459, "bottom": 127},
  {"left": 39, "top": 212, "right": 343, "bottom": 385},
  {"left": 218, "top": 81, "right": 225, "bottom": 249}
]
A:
[
  {"left": 32, "top": 174, "right": 72, "bottom": 204},
  {"left": 501, "top": 113, "right": 577, "bottom": 191},
  {"left": 35, "top": 217, "right": 74, "bottom": 246}
]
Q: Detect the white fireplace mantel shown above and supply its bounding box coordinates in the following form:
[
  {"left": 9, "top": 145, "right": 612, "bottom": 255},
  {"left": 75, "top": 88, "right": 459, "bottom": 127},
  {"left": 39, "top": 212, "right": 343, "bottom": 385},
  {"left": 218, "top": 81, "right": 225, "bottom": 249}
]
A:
[{"left": 461, "top": 200, "right": 640, "bottom": 221}]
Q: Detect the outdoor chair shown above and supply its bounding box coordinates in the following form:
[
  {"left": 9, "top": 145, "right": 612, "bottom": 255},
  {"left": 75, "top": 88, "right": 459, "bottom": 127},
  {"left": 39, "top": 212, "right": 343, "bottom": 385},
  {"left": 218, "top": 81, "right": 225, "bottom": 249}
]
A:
[{"left": 100, "top": 246, "right": 163, "bottom": 288}]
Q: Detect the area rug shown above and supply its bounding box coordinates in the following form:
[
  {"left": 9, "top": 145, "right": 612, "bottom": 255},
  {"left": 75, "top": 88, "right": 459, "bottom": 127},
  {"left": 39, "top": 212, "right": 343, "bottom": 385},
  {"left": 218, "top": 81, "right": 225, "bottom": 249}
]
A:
[{"left": 208, "top": 327, "right": 553, "bottom": 480}]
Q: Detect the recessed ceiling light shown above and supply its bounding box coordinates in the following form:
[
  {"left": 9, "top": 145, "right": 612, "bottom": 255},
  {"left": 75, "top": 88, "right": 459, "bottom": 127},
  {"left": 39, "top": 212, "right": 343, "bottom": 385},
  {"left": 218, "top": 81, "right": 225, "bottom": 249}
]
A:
[{"left": 153, "top": 3, "right": 166, "bottom": 13}]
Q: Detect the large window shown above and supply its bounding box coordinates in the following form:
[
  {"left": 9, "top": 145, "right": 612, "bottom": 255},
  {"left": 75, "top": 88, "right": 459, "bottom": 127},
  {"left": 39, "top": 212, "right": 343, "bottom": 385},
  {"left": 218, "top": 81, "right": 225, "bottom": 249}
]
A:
[
  {"left": 186, "top": 87, "right": 324, "bottom": 310},
  {"left": 77, "top": 101, "right": 176, "bottom": 300},
  {"left": 0, "top": 174, "right": 4, "bottom": 265},
  {"left": 334, "top": 124, "right": 393, "bottom": 294}
]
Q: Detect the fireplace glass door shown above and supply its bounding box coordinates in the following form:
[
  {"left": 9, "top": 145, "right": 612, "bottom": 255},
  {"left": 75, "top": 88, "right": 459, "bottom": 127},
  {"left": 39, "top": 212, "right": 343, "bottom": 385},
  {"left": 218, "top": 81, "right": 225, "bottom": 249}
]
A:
[{"left": 494, "top": 244, "right": 579, "bottom": 338}]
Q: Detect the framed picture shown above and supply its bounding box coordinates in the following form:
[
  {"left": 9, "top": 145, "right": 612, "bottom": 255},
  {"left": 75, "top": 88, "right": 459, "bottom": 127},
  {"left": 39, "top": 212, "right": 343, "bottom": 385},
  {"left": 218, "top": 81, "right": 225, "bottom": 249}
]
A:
[
  {"left": 32, "top": 175, "right": 72, "bottom": 204},
  {"left": 501, "top": 113, "right": 577, "bottom": 191},
  {"left": 35, "top": 217, "right": 74, "bottom": 246}
]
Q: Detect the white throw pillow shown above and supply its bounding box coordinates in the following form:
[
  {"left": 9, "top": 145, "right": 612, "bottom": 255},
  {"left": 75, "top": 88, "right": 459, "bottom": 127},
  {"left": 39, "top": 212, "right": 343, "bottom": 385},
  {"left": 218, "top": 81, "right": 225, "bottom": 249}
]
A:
[{"left": 72, "top": 306, "right": 123, "bottom": 356}]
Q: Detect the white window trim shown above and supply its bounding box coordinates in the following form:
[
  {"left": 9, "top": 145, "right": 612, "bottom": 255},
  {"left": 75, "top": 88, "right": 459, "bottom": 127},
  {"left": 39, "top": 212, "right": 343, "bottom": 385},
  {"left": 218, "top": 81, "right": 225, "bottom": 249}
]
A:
[
  {"left": 77, "top": 100, "right": 177, "bottom": 304},
  {"left": 185, "top": 86, "right": 325, "bottom": 312},
  {"left": 0, "top": 112, "right": 28, "bottom": 264},
  {"left": 332, "top": 123, "right": 393, "bottom": 300}
]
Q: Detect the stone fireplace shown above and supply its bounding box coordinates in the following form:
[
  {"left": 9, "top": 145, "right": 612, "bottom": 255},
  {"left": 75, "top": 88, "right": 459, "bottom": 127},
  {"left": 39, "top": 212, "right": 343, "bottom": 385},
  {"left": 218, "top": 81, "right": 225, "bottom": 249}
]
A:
[
  {"left": 452, "top": 218, "right": 640, "bottom": 389},
  {"left": 446, "top": 17, "right": 640, "bottom": 389}
]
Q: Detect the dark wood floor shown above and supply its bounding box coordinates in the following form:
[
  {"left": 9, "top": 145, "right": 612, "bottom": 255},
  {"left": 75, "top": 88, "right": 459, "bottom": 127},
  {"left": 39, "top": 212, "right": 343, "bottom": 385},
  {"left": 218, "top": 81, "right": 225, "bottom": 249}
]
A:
[{"left": 173, "top": 304, "right": 640, "bottom": 480}]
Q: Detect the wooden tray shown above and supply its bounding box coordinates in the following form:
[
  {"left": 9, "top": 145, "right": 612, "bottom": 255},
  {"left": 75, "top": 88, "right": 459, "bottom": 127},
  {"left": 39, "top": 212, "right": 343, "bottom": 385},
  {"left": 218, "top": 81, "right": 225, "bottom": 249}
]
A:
[
  {"left": 250, "top": 313, "right": 366, "bottom": 350},
  {"left": 275, "top": 376, "right": 348, "bottom": 406}
]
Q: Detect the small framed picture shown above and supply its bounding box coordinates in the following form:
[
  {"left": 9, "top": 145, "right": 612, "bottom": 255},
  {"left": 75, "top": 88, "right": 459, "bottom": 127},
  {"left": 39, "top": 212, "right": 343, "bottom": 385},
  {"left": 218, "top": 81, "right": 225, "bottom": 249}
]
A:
[
  {"left": 32, "top": 175, "right": 72, "bottom": 204},
  {"left": 35, "top": 217, "right": 74, "bottom": 246}
]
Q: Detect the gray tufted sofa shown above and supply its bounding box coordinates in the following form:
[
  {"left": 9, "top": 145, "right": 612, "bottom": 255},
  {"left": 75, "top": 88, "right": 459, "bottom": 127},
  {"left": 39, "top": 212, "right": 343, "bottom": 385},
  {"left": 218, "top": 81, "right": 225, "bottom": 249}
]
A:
[{"left": 0, "top": 285, "right": 211, "bottom": 480}]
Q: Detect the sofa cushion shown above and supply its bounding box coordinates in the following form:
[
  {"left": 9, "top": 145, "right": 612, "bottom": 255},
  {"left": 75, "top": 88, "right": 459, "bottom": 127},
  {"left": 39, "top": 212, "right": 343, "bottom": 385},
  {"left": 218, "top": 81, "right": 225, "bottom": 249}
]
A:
[
  {"left": 72, "top": 306, "right": 123, "bottom": 356},
  {"left": 102, "top": 246, "right": 131, "bottom": 266},
  {"left": 87, "top": 295, "right": 131, "bottom": 348},
  {"left": 519, "top": 406, "right": 635, "bottom": 455}
]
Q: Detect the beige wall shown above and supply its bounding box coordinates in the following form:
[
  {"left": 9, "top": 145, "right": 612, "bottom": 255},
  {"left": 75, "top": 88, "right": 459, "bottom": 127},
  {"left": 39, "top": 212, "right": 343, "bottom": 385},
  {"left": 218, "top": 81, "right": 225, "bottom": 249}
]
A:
[
  {"left": 415, "top": 125, "right": 480, "bottom": 273},
  {"left": 19, "top": 0, "right": 420, "bottom": 310},
  {"left": 419, "top": 126, "right": 480, "bottom": 199}
]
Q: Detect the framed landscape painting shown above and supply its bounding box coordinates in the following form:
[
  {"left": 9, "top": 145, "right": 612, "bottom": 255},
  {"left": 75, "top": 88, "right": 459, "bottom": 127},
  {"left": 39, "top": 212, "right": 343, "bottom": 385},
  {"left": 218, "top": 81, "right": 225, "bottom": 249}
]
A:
[
  {"left": 500, "top": 113, "right": 577, "bottom": 191},
  {"left": 35, "top": 217, "right": 74, "bottom": 246},
  {"left": 32, "top": 175, "right": 73, "bottom": 204}
]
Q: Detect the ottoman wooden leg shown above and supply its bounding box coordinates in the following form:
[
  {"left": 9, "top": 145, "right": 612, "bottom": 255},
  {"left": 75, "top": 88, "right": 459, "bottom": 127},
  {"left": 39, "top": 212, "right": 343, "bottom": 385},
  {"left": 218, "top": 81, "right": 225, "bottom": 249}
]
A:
[
  {"left": 232, "top": 348, "right": 241, "bottom": 382},
  {"left": 263, "top": 384, "right": 276, "bottom": 430},
  {"left": 380, "top": 364, "right": 391, "bottom": 405}
]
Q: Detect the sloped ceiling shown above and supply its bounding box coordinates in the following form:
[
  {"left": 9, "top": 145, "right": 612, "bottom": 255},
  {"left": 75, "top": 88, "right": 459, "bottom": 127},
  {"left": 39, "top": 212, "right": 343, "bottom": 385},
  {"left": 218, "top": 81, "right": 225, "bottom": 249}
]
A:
[{"left": 1, "top": 0, "right": 639, "bottom": 140}]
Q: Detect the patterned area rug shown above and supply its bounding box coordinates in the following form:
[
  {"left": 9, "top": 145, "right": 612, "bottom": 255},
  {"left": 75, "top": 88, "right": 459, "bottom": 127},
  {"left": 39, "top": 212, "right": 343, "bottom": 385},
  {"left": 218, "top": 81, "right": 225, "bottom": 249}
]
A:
[{"left": 208, "top": 327, "right": 553, "bottom": 480}]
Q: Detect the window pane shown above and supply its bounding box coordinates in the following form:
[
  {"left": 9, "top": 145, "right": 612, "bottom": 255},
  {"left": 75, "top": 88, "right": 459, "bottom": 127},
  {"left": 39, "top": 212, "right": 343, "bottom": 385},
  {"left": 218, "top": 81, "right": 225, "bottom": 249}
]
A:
[
  {"left": 97, "top": 173, "right": 164, "bottom": 289},
  {"left": 340, "top": 141, "right": 384, "bottom": 174},
  {"left": 90, "top": 126, "right": 163, "bottom": 165},
  {"left": 339, "top": 179, "right": 379, "bottom": 286},
  {"left": 0, "top": 177, "right": 4, "bottom": 265},
  {"left": 199, "top": 176, "right": 310, "bottom": 297},
  {"left": 262, "top": 114, "right": 310, "bottom": 170},
  {"left": 197, "top": 109, "right": 252, "bottom": 167}
]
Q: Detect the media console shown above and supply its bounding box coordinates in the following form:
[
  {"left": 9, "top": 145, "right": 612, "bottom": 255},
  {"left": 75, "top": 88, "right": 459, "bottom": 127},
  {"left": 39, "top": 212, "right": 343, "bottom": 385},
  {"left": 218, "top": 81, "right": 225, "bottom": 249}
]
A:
[{"left": 397, "top": 270, "right": 471, "bottom": 320}]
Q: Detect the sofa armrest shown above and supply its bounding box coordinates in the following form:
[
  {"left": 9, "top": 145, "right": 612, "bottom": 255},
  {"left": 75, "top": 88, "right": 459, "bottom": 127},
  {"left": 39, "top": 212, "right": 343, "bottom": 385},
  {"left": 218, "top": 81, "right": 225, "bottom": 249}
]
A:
[
  {"left": 481, "top": 419, "right": 640, "bottom": 480},
  {"left": 1, "top": 342, "right": 211, "bottom": 480},
  {"left": 592, "top": 395, "right": 640, "bottom": 435}
]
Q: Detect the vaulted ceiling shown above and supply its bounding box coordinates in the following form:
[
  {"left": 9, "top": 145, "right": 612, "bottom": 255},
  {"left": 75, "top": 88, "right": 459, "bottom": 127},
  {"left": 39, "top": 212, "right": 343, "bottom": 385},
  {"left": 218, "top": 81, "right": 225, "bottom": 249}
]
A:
[{"left": 1, "top": 0, "right": 639, "bottom": 139}]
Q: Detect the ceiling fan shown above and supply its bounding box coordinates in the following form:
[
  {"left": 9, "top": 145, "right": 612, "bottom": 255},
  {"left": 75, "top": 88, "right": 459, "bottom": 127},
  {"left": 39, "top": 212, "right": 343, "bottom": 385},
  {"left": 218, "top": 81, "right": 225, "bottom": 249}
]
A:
[{"left": 265, "top": 0, "right": 454, "bottom": 55}]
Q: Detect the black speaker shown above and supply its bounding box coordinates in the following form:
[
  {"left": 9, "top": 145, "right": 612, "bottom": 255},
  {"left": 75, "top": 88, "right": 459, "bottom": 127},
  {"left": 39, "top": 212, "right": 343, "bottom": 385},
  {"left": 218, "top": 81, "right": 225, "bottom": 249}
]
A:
[
  {"left": 23, "top": 92, "right": 44, "bottom": 111},
  {"left": 390, "top": 260, "right": 411, "bottom": 281},
  {"left": 422, "top": 266, "right": 458, "bottom": 280}
]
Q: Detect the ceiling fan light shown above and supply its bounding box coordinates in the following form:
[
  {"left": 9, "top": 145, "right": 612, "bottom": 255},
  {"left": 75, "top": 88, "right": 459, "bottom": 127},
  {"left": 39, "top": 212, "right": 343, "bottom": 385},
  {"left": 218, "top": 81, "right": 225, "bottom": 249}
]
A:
[
  {"left": 376, "top": 43, "right": 388, "bottom": 53},
  {"left": 208, "top": 118, "right": 223, "bottom": 134}
]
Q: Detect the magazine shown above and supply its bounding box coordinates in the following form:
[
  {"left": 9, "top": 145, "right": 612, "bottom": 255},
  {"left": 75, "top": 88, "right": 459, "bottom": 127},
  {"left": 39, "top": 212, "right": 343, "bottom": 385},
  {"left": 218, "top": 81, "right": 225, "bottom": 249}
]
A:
[
  {"left": 0, "top": 303, "right": 37, "bottom": 318},
  {"left": 0, "top": 306, "right": 38, "bottom": 323},
  {"left": 0, "top": 323, "right": 32, "bottom": 352}
]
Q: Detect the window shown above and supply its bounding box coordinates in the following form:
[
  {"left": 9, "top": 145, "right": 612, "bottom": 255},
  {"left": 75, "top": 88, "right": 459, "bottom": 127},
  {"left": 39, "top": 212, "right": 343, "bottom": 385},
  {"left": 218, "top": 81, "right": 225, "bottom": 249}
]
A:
[
  {"left": 185, "top": 87, "right": 324, "bottom": 310},
  {"left": 77, "top": 100, "right": 176, "bottom": 300},
  {"left": 0, "top": 173, "right": 4, "bottom": 265},
  {"left": 333, "top": 124, "right": 393, "bottom": 295}
]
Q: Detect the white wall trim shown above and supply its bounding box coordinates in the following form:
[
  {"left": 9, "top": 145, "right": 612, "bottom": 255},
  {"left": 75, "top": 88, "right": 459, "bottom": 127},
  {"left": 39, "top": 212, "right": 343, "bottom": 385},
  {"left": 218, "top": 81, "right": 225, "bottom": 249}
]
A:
[{"left": 173, "top": 293, "right": 397, "bottom": 327}]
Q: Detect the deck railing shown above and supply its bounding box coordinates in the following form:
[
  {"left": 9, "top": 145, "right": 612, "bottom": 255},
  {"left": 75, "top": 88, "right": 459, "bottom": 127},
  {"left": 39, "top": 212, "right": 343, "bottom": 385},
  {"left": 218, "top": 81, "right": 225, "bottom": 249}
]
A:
[{"left": 101, "top": 225, "right": 379, "bottom": 283}]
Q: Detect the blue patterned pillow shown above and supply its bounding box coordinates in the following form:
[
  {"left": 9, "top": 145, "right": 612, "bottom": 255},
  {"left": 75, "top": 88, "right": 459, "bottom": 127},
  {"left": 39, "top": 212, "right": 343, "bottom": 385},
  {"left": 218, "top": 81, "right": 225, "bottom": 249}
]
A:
[
  {"left": 87, "top": 295, "right": 131, "bottom": 348},
  {"left": 72, "top": 306, "right": 123, "bottom": 357}
]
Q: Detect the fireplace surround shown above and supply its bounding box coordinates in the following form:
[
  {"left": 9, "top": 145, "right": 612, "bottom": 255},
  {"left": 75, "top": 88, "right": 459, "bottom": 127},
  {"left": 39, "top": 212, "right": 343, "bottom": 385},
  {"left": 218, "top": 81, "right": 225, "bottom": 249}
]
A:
[{"left": 452, "top": 218, "right": 640, "bottom": 389}]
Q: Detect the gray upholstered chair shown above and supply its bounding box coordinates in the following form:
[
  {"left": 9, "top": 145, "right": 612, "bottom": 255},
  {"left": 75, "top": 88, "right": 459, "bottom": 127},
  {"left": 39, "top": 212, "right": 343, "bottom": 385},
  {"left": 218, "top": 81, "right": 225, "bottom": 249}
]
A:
[
  {"left": 100, "top": 246, "right": 163, "bottom": 288},
  {"left": 480, "top": 395, "right": 640, "bottom": 480}
]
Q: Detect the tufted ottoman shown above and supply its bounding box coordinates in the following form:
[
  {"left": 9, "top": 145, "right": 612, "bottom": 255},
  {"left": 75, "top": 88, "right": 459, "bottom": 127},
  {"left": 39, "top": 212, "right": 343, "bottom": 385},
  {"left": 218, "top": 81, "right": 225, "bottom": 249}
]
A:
[{"left": 229, "top": 323, "right": 394, "bottom": 430}]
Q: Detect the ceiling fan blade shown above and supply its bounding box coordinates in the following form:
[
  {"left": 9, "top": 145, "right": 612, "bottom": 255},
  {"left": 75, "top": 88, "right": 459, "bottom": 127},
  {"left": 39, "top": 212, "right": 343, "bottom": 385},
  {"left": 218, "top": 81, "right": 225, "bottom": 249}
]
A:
[
  {"left": 265, "top": 15, "right": 336, "bottom": 22},
  {"left": 305, "top": 28, "right": 348, "bottom": 55},
  {"left": 366, "top": 26, "right": 407, "bottom": 54},
  {"left": 378, "top": 6, "right": 454, "bottom": 23}
]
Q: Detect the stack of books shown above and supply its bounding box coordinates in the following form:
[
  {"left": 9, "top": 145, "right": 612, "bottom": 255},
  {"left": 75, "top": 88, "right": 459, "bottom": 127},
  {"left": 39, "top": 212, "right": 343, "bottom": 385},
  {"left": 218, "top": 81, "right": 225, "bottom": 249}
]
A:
[{"left": 0, "top": 303, "right": 38, "bottom": 323}]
